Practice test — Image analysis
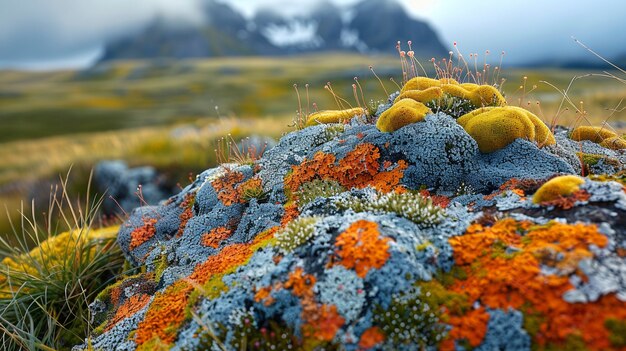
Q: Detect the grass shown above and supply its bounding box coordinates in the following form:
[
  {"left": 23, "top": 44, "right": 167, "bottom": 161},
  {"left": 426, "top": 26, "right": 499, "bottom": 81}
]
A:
[
  {"left": 0, "top": 172, "right": 129, "bottom": 350},
  {"left": 0, "top": 116, "right": 291, "bottom": 242}
]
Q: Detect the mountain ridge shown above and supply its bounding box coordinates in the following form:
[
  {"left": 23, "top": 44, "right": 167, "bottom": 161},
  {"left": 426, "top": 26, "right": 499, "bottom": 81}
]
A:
[{"left": 98, "top": 0, "right": 449, "bottom": 62}]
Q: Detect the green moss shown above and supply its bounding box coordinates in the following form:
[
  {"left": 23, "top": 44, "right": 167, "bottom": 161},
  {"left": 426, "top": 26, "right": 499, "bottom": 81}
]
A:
[
  {"left": 490, "top": 240, "right": 520, "bottom": 260},
  {"left": 435, "top": 266, "right": 467, "bottom": 288},
  {"left": 335, "top": 190, "right": 445, "bottom": 227},
  {"left": 373, "top": 287, "right": 447, "bottom": 348},
  {"left": 153, "top": 250, "right": 169, "bottom": 284},
  {"left": 324, "top": 124, "right": 345, "bottom": 140},
  {"left": 275, "top": 217, "right": 319, "bottom": 253},
  {"left": 589, "top": 170, "right": 626, "bottom": 186},
  {"left": 418, "top": 279, "right": 470, "bottom": 315},
  {"left": 543, "top": 334, "right": 588, "bottom": 351},
  {"left": 605, "top": 318, "right": 626, "bottom": 347},
  {"left": 296, "top": 179, "right": 345, "bottom": 207}
]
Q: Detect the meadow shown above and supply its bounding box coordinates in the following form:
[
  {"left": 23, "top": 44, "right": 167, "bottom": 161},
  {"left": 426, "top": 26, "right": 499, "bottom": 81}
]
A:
[{"left": 1, "top": 53, "right": 625, "bottom": 241}]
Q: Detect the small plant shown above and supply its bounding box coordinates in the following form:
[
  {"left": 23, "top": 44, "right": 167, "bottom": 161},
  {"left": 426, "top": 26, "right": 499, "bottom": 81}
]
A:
[
  {"left": 336, "top": 190, "right": 446, "bottom": 227},
  {"left": 424, "top": 93, "right": 477, "bottom": 117},
  {"left": 275, "top": 217, "right": 319, "bottom": 253},
  {"left": 215, "top": 134, "right": 267, "bottom": 165},
  {"left": 0, "top": 171, "right": 128, "bottom": 350},
  {"left": 238, "top": 177, "right": 268, "bottom": 202}
]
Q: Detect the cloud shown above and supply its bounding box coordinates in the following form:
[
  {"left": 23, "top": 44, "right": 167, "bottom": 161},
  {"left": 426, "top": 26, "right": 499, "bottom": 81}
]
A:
[
  {"left": 0, "top": 0, "right": 624, "bottom": 69},
  {"left": 0, "top": 0, "right": 204, "bottom": 64}
]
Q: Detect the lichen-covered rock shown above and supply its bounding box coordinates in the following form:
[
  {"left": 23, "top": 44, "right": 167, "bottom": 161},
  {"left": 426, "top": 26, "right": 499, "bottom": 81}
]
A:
[{"left": 77, "top": 88, "right": 626, "bottom": 351}]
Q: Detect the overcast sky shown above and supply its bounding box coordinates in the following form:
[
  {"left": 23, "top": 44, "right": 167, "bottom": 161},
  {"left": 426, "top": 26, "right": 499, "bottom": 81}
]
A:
[{"left": 0, "top": 0, "right": 624, "bottom": 70}]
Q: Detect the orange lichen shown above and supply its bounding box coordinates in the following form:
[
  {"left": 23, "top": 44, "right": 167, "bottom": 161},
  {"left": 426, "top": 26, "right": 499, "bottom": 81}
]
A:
[
  {"left": 285, "top": 143, "right": 407, "bottom": 196},
  {"left": 443, "top": 219, "right": 625, "bottom": 349},
  {"left": 135, "top": 281, "right": 193, "bottom": 345},
  {"left": 106, "top": 293, "right": 151, "bottom": 332},
  {"left": 200, "top": 227, "right": 232, "bottom": 249},
  {"left": 539, "top": 189, "right": 591, "bottom": 210},
  {"left": 129, "top": 218, "right": 158, "bottom": 250},
  {"left": 419, "top": 189, "right": 451, "bottom": 208},
  {"left": 441, "top": 307, "right": 490, "bottom": 349},
  {"left": 333, "top": 220, "right": 391, "bottom": 278},
  {"left": 211, "top": 169, "right": 245, "bottom": 206},
  {"left": 483, "top": 177, "right": 545, "bottom": 200},
  {"left": 284, "top": 267, "right": 317, "bottom": 298},
  {"left": 302, "top": 304, "right": 345, "bottom": 341},
  {"left": 254, "top": 286, "right": 275, "bottom": 306},
  {"left": 189, "top": 243, "right": 253, "bottom": 285},
  {"left": 281, "top": 203, "right": 300, "bottom": 227},
  {"left": 358, "top": 326, "right": 386, "bottom": 349},
  {"left": 282, "top": 267, "right": 344, "bottom": 342},
  {"left": 177, "top": 193, "right": 196, "bottom": 237}
]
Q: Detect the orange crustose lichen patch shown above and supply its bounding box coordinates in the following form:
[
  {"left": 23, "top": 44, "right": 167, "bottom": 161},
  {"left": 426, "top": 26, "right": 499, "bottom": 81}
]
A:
[
  {"left": 176, "top": 193, "right": 196, "bottom": 237},
  {"left": 419, "top": 189, "right": 451, "bottom": 208},
  {"left": 483, "top": 177, "right": 545, "bottom": 200},
  {"left": 443, "top": 219, "right": 625, "bottom": 349},
  {"left": 211, "top": 169, "right": 245, "bottom": 206},
  {"left": 200, "top": 227, "right": 232, "bottom": 249},
  {"left": 281, "top": 203, "right": 300, "bottom": 227},
  {"left": 106, "top": 293, "right": 151, "bottom": 332},
  {"left": 358, "top": 326, "right": 386, "bottom": 349},
  {"left": 538, "top": 189, "right": 591, "bottom": 210},
  {"left": 189, "top": 243, "right": 253, "bottom": 285},
  {"left": 285, "top": 143, "right": 407, "bottom": 195},
  {"left": 302, "top": 304, "right": 345, "bottom": 341},
  {"left": 285, "top": 267, "right": 317, "bottom": 298},
  {"left": 254, "top": 286, "right": 275, "bottom": 306},
  {"left": 135, "top": 281, "right": 193, "bottom": 345},
  {"left": 129, "top": 218, "right": 158, "bottom": 250},
  {"left": 284, "top": 267, "right": 344, "bottom": 342},
  {"left": 333, "top": 220, "right": 391, "bottom": 278}
]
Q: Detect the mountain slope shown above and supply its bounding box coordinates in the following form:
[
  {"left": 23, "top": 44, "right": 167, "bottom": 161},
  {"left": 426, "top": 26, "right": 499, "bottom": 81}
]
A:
[{"left": 99, "top": 0, "right": 448, "bottom": 62}]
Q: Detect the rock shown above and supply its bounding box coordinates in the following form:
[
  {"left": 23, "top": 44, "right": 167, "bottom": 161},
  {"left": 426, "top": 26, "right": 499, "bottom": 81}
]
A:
[{"left": 77, "top": 94, "right": 626, "bottom": 351}]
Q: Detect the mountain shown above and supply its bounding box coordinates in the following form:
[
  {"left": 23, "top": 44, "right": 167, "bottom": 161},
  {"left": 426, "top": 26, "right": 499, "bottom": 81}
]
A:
[{"left": 99, "top": 0, "right": 448, "bottom": 62}]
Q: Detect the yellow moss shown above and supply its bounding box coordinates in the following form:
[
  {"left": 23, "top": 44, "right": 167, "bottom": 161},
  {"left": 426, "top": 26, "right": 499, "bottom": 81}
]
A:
[
  {"left": 532, "top": 175, "right": 585, "bottom": 204},
  {"left": 458, "top": 106, "right": 555, "bottom": 153},
  {"left": 470, "top": 85, "right": 507, "bottom": 107},
  {"left": 394, "top": 86, "right": 443, "bottom": 103},
  {"left": 399, "top": 78, "right": 505, "bottom": 109},
  {"left": 599, "top": 136, "right": 626, "bottom": 150},
  {"left": 570, "top": 126, "right": 618, "bottom": 144},
  {"left": 401, "top": 77, "right": 443, "bottom": 93},
  {"left": 376, "top": 98, "right": 431, "bottom": 133},
  {"left": 458, "top": 107, "right": 536, "bottom": 153},
  {"left": 305, "top": 107, "right": 365, "bottom": 126}
]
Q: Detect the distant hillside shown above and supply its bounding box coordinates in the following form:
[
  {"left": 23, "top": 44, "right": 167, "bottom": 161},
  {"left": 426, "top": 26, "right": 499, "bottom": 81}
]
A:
[{"left": 99, "top": 0, "right": 448, "bottom": 62}]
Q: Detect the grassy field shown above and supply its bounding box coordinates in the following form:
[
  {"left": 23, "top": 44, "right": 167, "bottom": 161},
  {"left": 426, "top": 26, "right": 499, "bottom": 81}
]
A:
[{"left": 1, "top": 53, "right": 625, "bottom": 241}]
